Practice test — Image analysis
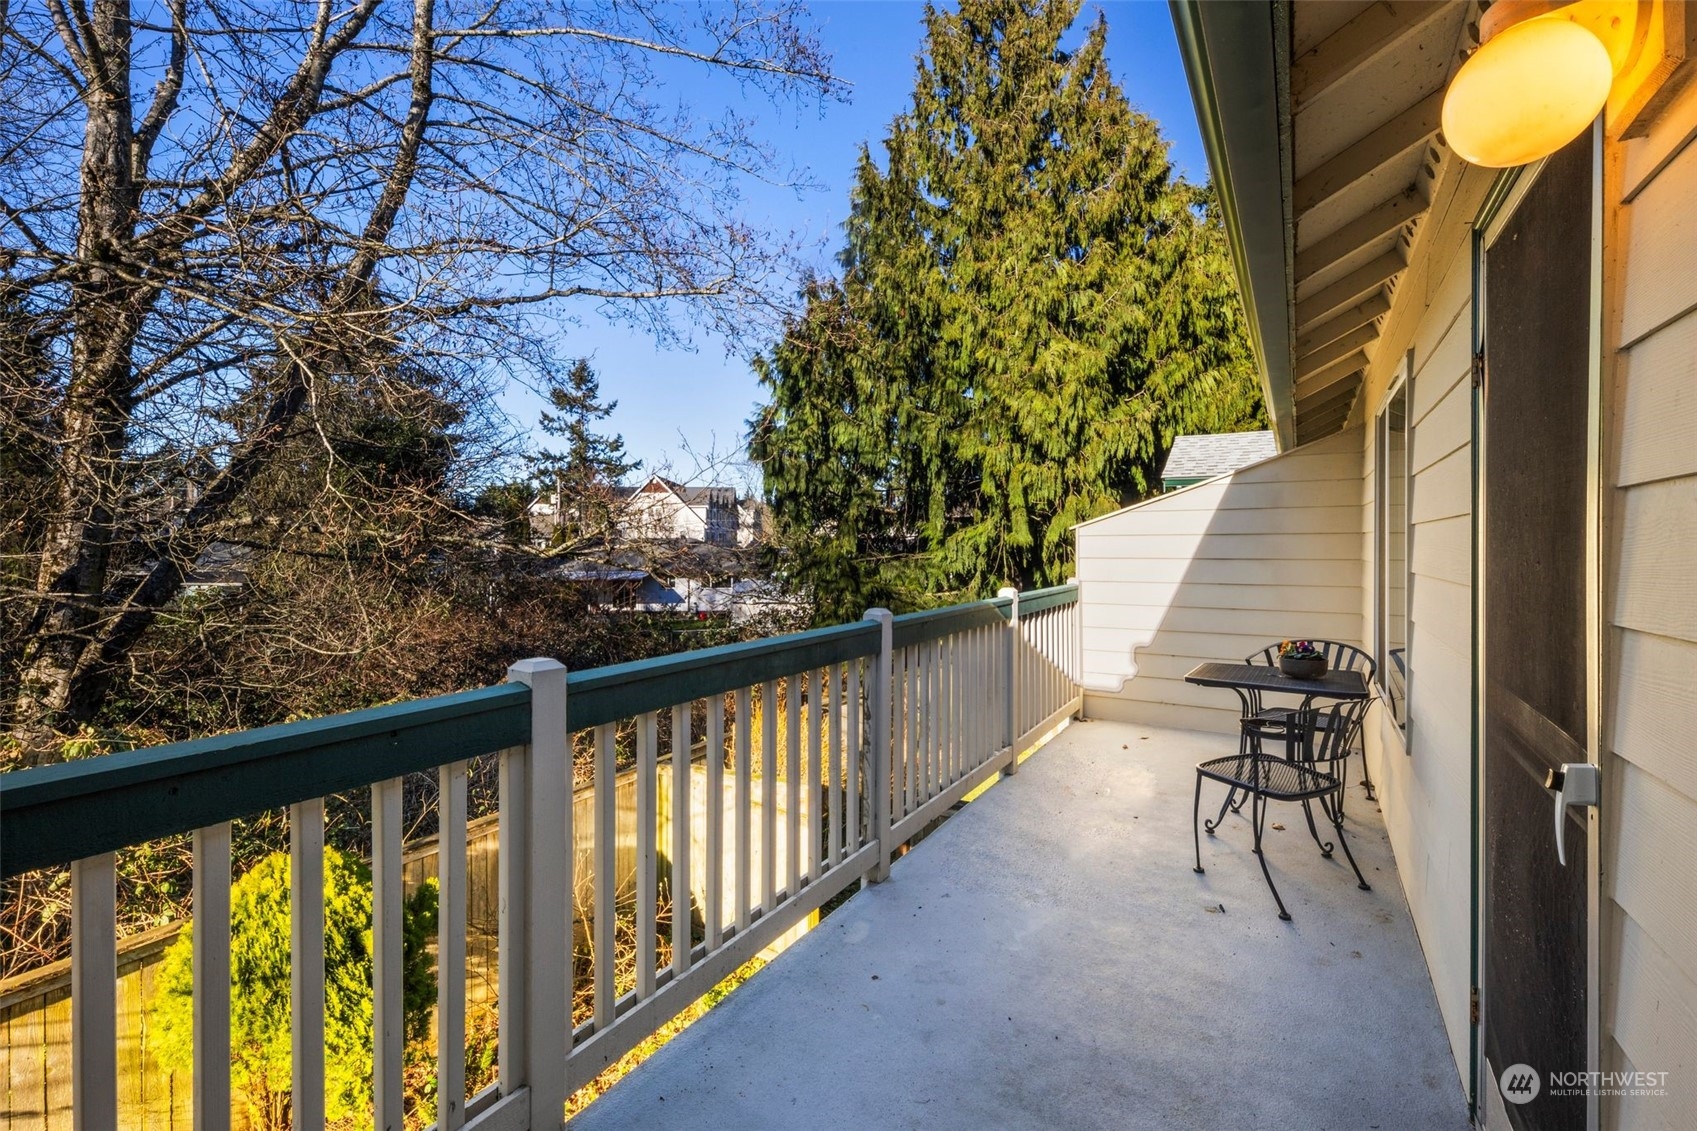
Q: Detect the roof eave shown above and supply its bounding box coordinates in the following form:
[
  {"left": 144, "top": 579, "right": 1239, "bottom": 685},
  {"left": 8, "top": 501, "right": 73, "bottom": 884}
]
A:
[{"left": 1169, "top": 0, "right": 1296, "bottom": 451}]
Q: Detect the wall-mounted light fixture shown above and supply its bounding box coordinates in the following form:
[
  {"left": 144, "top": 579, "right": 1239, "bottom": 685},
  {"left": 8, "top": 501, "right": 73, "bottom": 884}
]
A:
[{"left": 1441, "top": 1, "right": 1638, "bottom": 168}]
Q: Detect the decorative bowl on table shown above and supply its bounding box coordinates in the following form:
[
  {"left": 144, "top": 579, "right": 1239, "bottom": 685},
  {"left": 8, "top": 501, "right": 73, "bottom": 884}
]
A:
[{"left": 1277, "top": 640, "right": 1328, "bottom": 679}]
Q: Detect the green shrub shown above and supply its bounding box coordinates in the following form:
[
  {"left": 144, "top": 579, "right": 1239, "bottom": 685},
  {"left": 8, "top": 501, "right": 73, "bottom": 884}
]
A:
[{"left": 151, "top": 848, "right": 438, "bottom": 1130}]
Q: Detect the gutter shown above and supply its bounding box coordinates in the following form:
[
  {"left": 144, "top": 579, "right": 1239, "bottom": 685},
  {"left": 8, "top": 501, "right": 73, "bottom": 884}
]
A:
[{"left": 1168, "top": 0, "right": 1297, "bottom": 450}]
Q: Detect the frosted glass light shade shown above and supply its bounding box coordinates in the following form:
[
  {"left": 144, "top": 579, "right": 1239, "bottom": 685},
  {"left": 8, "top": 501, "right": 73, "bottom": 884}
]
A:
[{"left": 1441, "top": 15, "right": 1612, "bottom": 168}]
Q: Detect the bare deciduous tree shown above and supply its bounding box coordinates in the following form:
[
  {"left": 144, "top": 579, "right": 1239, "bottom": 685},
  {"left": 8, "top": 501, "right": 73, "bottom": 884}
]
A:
[{"left": 0, "top": 0, "right": 836, "bottom": 757}]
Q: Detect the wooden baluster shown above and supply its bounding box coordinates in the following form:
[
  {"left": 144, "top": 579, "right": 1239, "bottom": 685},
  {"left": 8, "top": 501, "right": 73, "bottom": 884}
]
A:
[
  {"left": 806, "top": 668, "right": 823, "bottom": 883},
  {"left": 70, "top": 853, "right": 117, "bottom": 1131},
  {"left": 847, "top": 660, "right": 862, "bottom": 849},
  {"left": 928, "top": 639, "right": 941, "bottom": 794},
  {"left": 372, "top": 778, "right": 405, "bottom": 1131},
  {"left": 192, "top": 823, "right": 232, "bottom": 1131},
  {"left": 863, "top": 608, "right": 894, "bottom": 885},
  {"left": 594, "top": 724, "right": 616, "bottom": 1030},
  {"left": 827, "top": 664, "right": 843, "bottom": 867},
  {"left": 761, "top": 679, "right": 779, "bottom": 916},
  {"left": 786, "top": 674, "right": 802, "bottom": 899},
  {"left": 289, "top": 799, "right": 326, "bottom": 1131},
  {"left": 438, "top": 761, "right": 468, "bottom": 1129},
  {"left": 671, "top": 703, "right": 693, "bottom": 977},
  {"left": 898, "top": 647, "right": 913, "bottom": 820},
  {"left": 734, "top": 687, "right": 753, "bottom": 934},
  {"left": 636, "top": 712, "right": 658, "bottom": 1000},
  {"left": 706, "top": 695, "right": 726, "bottom": 950}
]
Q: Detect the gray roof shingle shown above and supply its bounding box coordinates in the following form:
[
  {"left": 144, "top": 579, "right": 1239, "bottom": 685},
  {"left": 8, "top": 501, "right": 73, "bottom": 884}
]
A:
[{"left": 1160, "top": 431, "right": 1278, "bottom": 482}]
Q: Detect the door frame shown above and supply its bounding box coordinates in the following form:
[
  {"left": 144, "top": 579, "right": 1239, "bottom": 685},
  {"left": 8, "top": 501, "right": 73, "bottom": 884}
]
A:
[{"left": 1469, "top": 120, "right": 1605, "bottom": 1130}]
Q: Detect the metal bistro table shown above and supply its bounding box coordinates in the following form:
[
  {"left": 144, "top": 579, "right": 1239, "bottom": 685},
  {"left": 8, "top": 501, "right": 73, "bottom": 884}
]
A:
[
  {"left": 1184, "top": 660, "right": 1371, "bottom": 718},
  {"left": 1184, "top": 661, "right": 1372, "bottom": 766}
]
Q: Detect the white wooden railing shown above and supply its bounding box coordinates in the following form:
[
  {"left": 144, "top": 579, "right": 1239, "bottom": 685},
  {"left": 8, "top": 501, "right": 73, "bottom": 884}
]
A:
[{"left": 0, "top": 585, "right": 1081, "bottom": 1130}]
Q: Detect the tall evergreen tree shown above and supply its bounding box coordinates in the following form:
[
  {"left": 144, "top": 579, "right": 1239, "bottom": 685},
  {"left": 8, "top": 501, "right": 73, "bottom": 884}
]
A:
[
  {"left": 533, "top": 358, "right": 640, "bottom": 546},
  {"left": 752, "top": 0, "right": 1264, "bottom": 612}
]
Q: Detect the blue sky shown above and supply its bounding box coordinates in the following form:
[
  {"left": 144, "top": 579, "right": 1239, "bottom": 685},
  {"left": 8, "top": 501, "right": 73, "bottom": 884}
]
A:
[{"left": 500, "top": 0, "right": 1203, "bottom": 485}]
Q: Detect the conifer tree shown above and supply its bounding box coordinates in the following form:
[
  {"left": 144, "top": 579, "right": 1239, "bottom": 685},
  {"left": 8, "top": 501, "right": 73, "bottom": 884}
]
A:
[
  {"left": 752, "top": 0, "right": 1264, "bottom": 609},
  {"left": 533, "top": 359, "right": 641, "bottom": 546}
]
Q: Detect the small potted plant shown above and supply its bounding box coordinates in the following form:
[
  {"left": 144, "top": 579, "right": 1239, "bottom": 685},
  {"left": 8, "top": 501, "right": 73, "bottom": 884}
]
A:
[{"left": 1278, "top": 640, "right": 1328, "bottom": 679}]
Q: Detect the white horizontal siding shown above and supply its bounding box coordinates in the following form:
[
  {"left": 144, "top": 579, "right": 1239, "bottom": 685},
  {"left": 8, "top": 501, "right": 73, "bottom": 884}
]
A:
[
  {"left": 1075, "top": 505, "right": 1364, "bottom": 537},
  {"left": 1124, "top": 477, "right": 1363, "bottom": 511},
  {"left": 1613, "top": 477, "right": 1697, "bottom": 642},
  {"left": 1408, "top": 447, "right": 1470, "bottom": 524},
  {"left": 1605, "top": 915, "right": 1697, "bottom": 1131},
  {"left": 1613, "top": 307, "right": 1697, "bottom": 487},
  {"left": 1410, "top": 514, "right": 1469, "bottom": 588},
  {"left": 1611, "top": 630, "right": 1697, "bottom": 803},
  {"left": 1074, "top": 556, "right": 1363, "bottom": 587},
  {"left": 1083, "top": 580, "right": 1362, "bottom": 614},
  {"left": 1076, "top": 427, "right": 1364, "bottom": 734},
  {"left": 1603, "top": 93, "right": 1697, "bottom": 1129},
  {"left": 1084, "top": 628, "right": 1334, "bottom": 665},
  {"left": 1361, "top": 234, "right": 1475, "bottom": 1091},
  {"left": 1409, "top": 261, "right": 1471, "bottom": 419},
  {"left": 1076, "top": 531, "right": 1363, "bottom": 561},
  {"left": 1082, "top": 695, "right": 1239, "bottom": 734},
  {"left": 1410, "top": 374, "right": 1469, "bottom": 476},
  {"left": 1607, "top": 762, "right": 1697, "bottom": 993},
  {"left": 1408, "top": 574, "right": 1470, "bottom": 665},
  {"left": 1085, "top": 605, "right": 1362, "bottom": 639},
  {"left": 1619, "top": 130, "right": 1697, "bottom": 347}
]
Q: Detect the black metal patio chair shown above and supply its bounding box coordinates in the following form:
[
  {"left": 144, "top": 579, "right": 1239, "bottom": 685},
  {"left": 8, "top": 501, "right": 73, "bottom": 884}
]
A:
[
  {"left": 1191, "top": 696, "right": 1374, "bottom": 921},
  {"left": 1244, "top": 640, "right": 1378, "bottom": 800}
]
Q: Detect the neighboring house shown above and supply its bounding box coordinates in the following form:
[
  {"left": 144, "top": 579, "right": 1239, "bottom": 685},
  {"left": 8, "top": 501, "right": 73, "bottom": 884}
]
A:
[
  {"left": 177, "top": 542, "right": 253, "bottom": 598},
  {"left": 524, "top": 491, "right": 560, "bottom": 546},
  {"left": 545, "top": 563, "right": 685, "bottom": 613},
  {"left": 527, "top": 474, "right": 739, "bottom": 547},
  {"left": 547, "top": 563, "right": 796, "bottom": 622},
  {"left": 672, "top": 577, "right": 804, "bottom": 624},
  {"left": 119, "top": 541, "right": 253, "bottom": 600},
  {"left": 1077, "top": 5, "right": 1697, "bottom": 1126},
  {"left": 1158, "top": 430, "right": 1278, "bottom": 491},
  {"left": 617, "top": 476, "right": 737, "bottom": 546},
  {"left": 735, "top": 497, "right": 767, "bottom": 547}
]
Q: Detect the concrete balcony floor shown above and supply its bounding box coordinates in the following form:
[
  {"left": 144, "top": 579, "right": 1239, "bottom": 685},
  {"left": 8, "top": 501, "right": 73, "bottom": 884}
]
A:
[{"left": 572, "top": 719, "right": 1469, "bottom": 1130}]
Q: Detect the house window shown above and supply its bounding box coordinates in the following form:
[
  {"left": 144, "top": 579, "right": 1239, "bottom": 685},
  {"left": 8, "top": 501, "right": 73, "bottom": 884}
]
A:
[{"left": 1376, "top": 371, "right": 1410, "bottom": 728}]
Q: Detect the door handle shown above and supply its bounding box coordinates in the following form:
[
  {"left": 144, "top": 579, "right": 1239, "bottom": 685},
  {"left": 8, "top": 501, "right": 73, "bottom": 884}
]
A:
[{"left": 1543, "top": 763, "right": 1599, "bottom": 867}]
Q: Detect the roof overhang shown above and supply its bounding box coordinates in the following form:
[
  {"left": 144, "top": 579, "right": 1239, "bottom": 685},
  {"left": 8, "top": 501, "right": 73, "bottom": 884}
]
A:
[
  {"left": 1171, "top": 1, "right": 1477, "bottom": 451},
  {"left": 1171, "top": 0, "right": 1295, "bottom": 449}
]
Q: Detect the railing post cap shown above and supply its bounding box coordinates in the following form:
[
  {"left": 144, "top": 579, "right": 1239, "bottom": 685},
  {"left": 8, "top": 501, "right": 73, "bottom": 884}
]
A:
[
  {"left": 863, "top": 607, "right": 893, "bottom": 624},
  {"left": 996, "top": 586, "right": 1018, "bottom": 598},
  {"left": 507, "top": 656, "right": 567, "bottom": 681}
]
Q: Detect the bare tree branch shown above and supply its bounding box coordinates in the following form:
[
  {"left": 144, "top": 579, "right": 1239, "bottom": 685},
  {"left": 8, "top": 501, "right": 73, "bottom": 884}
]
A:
[{"left": 0, "top": 0, "right": 840, "bottom": 754}]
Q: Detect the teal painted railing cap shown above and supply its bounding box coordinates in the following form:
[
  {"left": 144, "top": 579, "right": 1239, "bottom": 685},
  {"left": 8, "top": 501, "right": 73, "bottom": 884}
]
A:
[
  {"left": 890, "top": 598, "right": 1012, "bottom": 649},
  {"left": 0, "top": 684, "right": 530, "bottom": 878},
  {"left": 1015, "top": 584, "right": 1080, "bottom": 614},
  {"left": 568, "top": 619, "right": 879, "bottom": 731}
]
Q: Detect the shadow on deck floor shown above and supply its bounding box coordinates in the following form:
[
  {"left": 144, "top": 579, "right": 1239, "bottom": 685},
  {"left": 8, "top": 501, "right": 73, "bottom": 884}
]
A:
[{"left": 570, "top": 719, "right": 1470, "bottom": 1131}]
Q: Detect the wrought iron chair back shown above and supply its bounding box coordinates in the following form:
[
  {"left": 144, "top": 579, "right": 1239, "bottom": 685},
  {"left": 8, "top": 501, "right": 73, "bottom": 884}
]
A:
[
  {"left": 1246, "top": 639, "right": 1377, "bottom": 682},
  {"left": 1242, "top": 639, "right": 1379, "bottom": 799},
  {"left": 1296, "top": 695, "right": 1373, "bottom": 770}
]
